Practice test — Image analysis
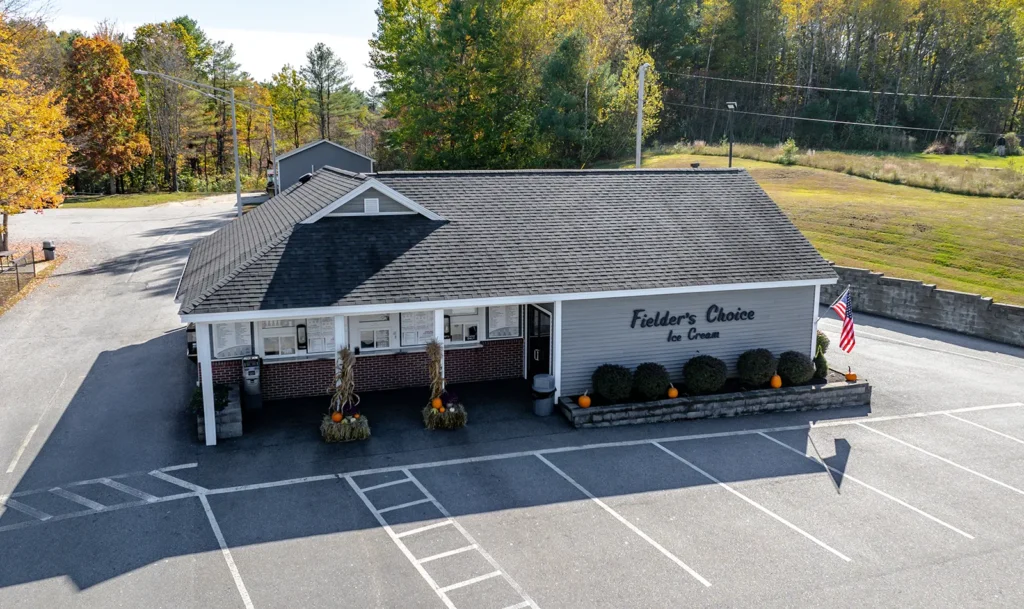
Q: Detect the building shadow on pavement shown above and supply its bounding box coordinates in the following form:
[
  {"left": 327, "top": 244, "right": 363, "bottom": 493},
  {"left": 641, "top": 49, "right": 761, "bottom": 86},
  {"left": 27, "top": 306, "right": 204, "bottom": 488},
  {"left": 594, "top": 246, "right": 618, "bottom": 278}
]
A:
[{"left": 0, "top": 331, "right": 868, "bottom": 592}]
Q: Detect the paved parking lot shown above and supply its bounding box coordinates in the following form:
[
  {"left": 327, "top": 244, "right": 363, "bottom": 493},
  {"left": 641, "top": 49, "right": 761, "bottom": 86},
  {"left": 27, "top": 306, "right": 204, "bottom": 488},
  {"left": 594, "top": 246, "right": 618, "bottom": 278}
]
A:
[{"left": 4, "top": 401, "right": 1024, "bottom": 607}]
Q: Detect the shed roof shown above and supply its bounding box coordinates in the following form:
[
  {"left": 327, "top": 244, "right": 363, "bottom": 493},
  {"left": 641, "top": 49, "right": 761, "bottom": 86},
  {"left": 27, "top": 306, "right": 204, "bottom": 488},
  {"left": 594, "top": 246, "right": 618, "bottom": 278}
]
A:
[
  {"left": 276, "top": 139, "right": 374, "bottom": 163},
  {"left": 177, "top": 167, "right": 836, "bottom": 316}
]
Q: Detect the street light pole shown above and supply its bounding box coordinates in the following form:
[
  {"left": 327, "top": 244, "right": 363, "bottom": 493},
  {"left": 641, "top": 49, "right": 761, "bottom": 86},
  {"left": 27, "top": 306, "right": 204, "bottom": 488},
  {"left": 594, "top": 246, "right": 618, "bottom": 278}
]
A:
[
  {"left": 726, "top": 102, "right": 738, "bottom": 168},
  {"left": 134, "top": 69, "right": 244, "bottom": 217},
  {"left": 635, "top": 63, "right": 651, "bottom": 169}
]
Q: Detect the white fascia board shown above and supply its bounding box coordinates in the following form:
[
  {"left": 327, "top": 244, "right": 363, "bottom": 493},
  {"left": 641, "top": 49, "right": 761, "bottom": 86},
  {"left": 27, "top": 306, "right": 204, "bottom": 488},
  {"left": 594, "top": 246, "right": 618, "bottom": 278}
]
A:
[
  {"left": 301, "top": 179, "right": 444, "bottom": 223},
  {"left": 180, "top": 277, "right": 836, "bottom": 324},
  {"left": 277, "top": 139, "right": 375, "bottom": 163}
]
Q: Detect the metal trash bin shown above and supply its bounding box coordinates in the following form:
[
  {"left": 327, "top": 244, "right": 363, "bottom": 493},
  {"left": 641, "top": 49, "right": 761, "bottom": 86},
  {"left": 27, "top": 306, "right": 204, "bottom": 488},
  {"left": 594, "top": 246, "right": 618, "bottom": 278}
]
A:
[
  {"left": 42, "top": 240, "right": 56, "bottom": 261},
  {"left": 531, "top": 374, "right": 556, "bottom": 417},
  {"left": 241, "top": 356, "right": 262, "bottom": 410}
]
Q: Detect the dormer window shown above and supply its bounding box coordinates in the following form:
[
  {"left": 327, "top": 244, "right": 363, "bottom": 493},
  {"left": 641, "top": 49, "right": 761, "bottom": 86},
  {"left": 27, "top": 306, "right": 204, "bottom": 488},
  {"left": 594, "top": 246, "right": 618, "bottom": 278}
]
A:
[{"left": 364, "top": 198, "right": 379, "bottom": 214}]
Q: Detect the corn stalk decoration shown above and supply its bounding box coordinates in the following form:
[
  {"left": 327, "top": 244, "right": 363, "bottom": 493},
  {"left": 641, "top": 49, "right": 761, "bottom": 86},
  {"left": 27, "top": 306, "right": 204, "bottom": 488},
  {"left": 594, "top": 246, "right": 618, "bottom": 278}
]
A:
[
  {"left": 330, "top": 346, "right": 360, "bottom": 415},
  {"left": 426, "top": 339, "right": 444, "bottom": 403}
]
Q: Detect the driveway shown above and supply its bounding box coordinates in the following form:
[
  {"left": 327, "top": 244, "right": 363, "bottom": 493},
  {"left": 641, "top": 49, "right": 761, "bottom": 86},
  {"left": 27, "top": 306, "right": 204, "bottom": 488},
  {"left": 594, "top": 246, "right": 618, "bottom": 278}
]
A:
[{"left": 1, "top": 198, "right": 1023, "bottom": 607}]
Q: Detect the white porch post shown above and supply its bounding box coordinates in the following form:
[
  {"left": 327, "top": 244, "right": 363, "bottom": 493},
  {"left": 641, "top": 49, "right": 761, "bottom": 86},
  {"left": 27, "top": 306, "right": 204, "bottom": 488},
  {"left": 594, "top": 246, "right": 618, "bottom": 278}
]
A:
[
  {"left": 811, "top": 284, "right": 822, "bottom": 357},
  {"left": 433, "top": 309, "right": 445, "bottom": 382},
  {"left": 334, "top": 315, "right": 347, "bottom": 357},
  {"left": 552, "top": 300, "right": 563, "bottom": 401},
  {"left": 196, "top": 322, "right": 217, "bottom": 446}
]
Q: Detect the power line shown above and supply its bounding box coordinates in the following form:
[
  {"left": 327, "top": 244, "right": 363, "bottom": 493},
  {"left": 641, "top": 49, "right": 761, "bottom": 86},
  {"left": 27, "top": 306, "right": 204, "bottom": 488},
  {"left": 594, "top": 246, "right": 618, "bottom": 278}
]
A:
[
  {"left": 660, "top": 71, "right": 1017, "bottom": 102},
  {"left": 665, "top": 102, "right": 1005, "bottom": 136}
]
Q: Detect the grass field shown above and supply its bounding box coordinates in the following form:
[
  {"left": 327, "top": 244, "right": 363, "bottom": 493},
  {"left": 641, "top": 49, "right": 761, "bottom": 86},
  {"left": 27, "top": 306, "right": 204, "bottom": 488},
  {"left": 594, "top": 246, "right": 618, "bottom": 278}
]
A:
[
  {"left": 61, "top": 192, "right": 216, "bottom": 208},
  {"left": 638, "top": 152, "right": 1024, "bottom": 306}
]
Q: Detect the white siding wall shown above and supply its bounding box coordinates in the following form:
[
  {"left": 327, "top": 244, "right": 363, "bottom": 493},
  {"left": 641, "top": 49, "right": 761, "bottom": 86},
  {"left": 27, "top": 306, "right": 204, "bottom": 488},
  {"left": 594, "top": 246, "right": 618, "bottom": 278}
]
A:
[{"left": 560, "top": 286, "right": 815, "bottom": 395}]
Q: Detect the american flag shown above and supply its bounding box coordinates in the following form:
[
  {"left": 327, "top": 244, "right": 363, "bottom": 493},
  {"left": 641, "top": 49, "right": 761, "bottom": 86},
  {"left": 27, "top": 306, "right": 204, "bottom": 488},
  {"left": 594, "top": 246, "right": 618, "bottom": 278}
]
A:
[{"left": 830, "top": 287, "right": 856, "bottom": 353}]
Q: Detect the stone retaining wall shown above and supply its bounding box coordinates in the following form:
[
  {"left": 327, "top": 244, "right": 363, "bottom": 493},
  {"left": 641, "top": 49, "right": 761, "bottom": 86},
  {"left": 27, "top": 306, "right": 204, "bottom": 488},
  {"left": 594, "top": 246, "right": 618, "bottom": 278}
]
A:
[
  {"left": 821, "top": 264, "right": 1024, "bottom": 347},
  {"left": 559, "top": 378, "right": 870, "bottom": 428}
]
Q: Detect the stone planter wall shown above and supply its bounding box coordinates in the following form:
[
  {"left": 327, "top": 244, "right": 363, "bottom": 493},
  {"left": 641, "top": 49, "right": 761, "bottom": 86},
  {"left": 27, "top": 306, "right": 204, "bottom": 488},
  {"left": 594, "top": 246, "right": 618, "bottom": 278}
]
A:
[
  {"left": 559, "top": 378, "right": 870, "bottom": 428},
  {"left": 198, "top": 384, "right": 243, "bottom": 441}
]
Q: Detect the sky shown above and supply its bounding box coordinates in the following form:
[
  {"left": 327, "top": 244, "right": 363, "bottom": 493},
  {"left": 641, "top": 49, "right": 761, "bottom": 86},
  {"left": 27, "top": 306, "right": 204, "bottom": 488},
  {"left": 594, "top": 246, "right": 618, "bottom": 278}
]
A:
[{"left": 45, "top": 0, "right": 379, "bottom": 91}]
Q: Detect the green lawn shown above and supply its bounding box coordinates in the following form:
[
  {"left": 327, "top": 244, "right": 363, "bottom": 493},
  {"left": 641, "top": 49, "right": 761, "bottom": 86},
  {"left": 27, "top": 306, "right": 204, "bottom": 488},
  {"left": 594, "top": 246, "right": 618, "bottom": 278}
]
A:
[
  {"left": 61, "top": 192, "right": 218, "bottom": 208},
  {"left": 905, "top": 152, "right": 1022, "bottom": 170},
  {"left": 638, "top": 152, "right": 1024, "bottom": 306}
]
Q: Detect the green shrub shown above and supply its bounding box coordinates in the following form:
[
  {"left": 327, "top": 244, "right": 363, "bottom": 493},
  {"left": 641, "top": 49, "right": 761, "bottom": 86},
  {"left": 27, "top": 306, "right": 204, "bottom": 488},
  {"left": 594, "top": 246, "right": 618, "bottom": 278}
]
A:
[
  {"left": 778, "top": 138, "right": 799, "bottom": 165},
  {"left": 1004, "top": 132, "right": 1021, "bottom": 155},
  {"left": 777, "top": 351, "right": 816, "bottom": 385},
  {"left": 592, "top": 364, "right": 633, "bottom": 402},
  {"left": 682, "top": 355, "right": 728, "bottom": 394},
  {"left": 189, "top": 383, "right": 230, "bottom": 414},
  {"left": 816, "top": 330, "right": 830, "bottom": 356},
  {"left": 736, "top": 349, "right": 777, "bottom": 386},
  {"left": 633, "top": 362, "right": 671, "bottom": 401},
  {"left": 813, "top": 353, "right": 829, "bottom": 379}
]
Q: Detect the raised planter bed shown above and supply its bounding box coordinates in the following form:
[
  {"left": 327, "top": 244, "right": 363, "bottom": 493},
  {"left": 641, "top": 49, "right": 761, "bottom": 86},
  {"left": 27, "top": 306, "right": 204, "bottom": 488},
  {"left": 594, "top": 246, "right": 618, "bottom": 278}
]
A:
[
  {"left": 559, "top": 373, "right": 870, "bottom": 429},
  {"left": 198, "top": 384, "right": 243, "bottom": 441}
]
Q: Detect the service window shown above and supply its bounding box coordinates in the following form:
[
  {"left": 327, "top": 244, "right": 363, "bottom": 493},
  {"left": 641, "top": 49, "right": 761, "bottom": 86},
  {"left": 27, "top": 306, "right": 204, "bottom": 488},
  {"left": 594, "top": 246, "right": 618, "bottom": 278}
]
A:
[
  {"left": 444, "top": 308, "right": 481, "bottom": 345},
  {"left": 400, "top": 311, "right": 436, "bottom": 347},
  {"left": 486, "top": 305, "right": 522, "bottom": 339},
  {"left": 352, "top": 314, "right": 396, "bottom": 352},
  {"left": 260, "top": 319, "right": 300, "bottom": 357},
  {"left": 212, "top": 322, "right": 253, "bottom": 359}
]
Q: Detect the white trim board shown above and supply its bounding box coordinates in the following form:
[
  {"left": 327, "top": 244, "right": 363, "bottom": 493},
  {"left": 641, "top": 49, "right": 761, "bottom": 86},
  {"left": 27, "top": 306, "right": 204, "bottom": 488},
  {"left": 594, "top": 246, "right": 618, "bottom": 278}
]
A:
[
  {"left": 181, "top": 277, "right": 835, "bottom": 323},
  {"left": 302, "top": 179, "right": 444, "bottom": 223},
  {"left": 276, "top": 139, "right": 375, "bottom": 163}
]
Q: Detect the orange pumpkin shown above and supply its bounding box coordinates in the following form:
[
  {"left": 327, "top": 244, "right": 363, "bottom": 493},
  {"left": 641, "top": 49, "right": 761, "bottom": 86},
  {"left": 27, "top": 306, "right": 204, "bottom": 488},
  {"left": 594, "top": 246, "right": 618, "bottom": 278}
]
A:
[
  {"left": 331, "top": 412, "right": 343, "bottom": 423},
  {"left": 431, "top": 397, "right": 442, "bottom": 409},
  {"left": 354, "top": 413, "right": 361, "bottom": 419},
  {"left": 438, "top": 406, "right": 446, "bottom": 413},
  {"left": 845, "top": 367, "right": 857, "bottom": 382},
  {"left": 770, "top": 374, "right": 783, "bottom": 389},
  {"left": 578, "top": 391, "right": 591, "bottom": 408},
  {"left": 667, "top": 384, "right": 679, "bottom": 399}
]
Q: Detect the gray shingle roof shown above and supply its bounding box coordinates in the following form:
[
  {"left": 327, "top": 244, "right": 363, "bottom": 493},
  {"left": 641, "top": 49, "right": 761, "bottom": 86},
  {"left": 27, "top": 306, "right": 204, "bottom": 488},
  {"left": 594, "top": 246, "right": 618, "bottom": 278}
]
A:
[{"left": 177, "top": 167, "right": 836, "bottom": 315}]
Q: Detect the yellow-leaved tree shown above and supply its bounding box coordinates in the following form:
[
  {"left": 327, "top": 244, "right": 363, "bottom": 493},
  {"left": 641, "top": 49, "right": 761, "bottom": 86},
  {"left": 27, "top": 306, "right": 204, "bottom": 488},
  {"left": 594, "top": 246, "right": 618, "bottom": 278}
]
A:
[{"left": 0, "top": 22, "right": 71, "bottom": 252}]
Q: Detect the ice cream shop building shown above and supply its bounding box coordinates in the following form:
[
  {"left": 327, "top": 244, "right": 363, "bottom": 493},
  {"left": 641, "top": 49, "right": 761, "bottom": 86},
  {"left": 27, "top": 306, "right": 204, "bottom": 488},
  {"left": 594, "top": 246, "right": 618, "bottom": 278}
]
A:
[{"left": 176, "top": 167, "right": 838, "bottom": 444}]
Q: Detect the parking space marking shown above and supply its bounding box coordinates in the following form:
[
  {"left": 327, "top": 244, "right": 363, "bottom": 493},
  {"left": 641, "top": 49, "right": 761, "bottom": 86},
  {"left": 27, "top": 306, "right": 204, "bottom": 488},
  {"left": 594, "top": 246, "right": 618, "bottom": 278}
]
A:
[
  {"left": 652, "top": 442, "right": 852, "bottom": 562},
  {"left": 378, "top": 498, "right": 432, "bottom": 514},
  {"left": 857, "top": 423, "right": 1024, "bottom": 497},
  {"left": 6, "top": 372, "right": 68, "bottom": 475},
  {"left": 535, "top": 453, "right": 713, "bottom": 587},
  {"left": 2, "top": 498, "right": 52, "bottom": 521},
  {"left": 361, "top": 478, "right": 413, "bottom": 492},
  {"left": 49, "top": 488, "right": 105, "bottom": 511},
  {"left": 945, "top": 414, "right": 1024, "bottom": 446},
  {"left": 417, "top": 544, "right": 478, "bottom": 564},
  {"left": 199, "top": 494, "right": 254, "bottom": 609},
  {"left": 149, "top": 470, "right": 208, "bottom": 494},
  {"left": 98, "top": 478, "right": 159, "bottom": 502},
  {"left": 757, "top": 433, "right": 975, "bottom": 539},
  {"left": 345, "top": 471, "right": 539, "bottom": 609}
]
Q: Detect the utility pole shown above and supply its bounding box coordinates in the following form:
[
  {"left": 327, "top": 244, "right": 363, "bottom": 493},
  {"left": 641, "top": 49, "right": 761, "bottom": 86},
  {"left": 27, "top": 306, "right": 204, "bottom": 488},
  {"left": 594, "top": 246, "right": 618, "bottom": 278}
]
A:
[
  {"left": 229, "top": 88, "right": 242, "bottom": 214},
  {"left": 726, "top": 102, "right": 737, "bottom": 168},
  {"left": 636, "top": 63, "right": 651, "bottom": 168}
]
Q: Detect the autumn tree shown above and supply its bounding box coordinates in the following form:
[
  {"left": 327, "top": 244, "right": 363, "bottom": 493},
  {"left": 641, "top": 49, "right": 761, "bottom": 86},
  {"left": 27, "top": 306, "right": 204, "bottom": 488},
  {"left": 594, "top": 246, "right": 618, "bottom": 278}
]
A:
[
  {"left": 65, "top": 35, "right": 150, "bottom": 194},
  {"left": 0, "top": 22, "right": 71, "bottom": 251},
  {"left": 271, "top": 64, "right": 310, "bottom": 149}
]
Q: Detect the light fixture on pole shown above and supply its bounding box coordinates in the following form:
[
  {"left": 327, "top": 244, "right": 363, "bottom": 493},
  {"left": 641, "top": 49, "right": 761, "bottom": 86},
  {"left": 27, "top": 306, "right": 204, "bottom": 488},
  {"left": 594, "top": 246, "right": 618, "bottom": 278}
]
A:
[
  {"left": 635, "top": 63, "right": 651, "bottom": 169},
  {"left": 726, "top": 101, "right": 738, "bottom": 168},
  {"left": 134, "top": 69, "right": 251, "bottom": 217}
]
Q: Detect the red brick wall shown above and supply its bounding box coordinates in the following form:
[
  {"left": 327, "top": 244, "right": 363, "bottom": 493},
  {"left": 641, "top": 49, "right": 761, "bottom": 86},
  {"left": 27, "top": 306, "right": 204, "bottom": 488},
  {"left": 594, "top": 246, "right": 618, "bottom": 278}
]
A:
[
  {"left": 201, "top": 338, "right": 524, "bottom": 400},
  {"left": 446, "top": 339, "right": 523, "bottom": 384}
]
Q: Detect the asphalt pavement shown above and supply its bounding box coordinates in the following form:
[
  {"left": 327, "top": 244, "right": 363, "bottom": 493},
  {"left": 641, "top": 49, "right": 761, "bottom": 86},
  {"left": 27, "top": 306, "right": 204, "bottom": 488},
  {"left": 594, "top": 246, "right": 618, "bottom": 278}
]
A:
[{"left": 1, "top": 197, "right": 1023, "bottom": 607}]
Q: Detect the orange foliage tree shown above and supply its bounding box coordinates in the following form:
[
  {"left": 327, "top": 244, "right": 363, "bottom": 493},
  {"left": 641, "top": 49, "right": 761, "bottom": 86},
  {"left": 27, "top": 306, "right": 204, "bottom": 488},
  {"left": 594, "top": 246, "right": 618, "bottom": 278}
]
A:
[
  {"left": 0, "top": 22, "right": 71, "bottom": 252},
  {"left": 65, "top": 35, "right": 150, "bottom": 194}
]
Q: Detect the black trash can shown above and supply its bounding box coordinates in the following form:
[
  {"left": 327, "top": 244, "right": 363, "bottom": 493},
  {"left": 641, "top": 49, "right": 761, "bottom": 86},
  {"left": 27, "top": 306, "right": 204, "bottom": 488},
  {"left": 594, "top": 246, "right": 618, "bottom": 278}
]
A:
[
  {"left": 42, "top": 240, "right": 56, "bottom": 261},
  {"left": 531, "top": 374, "right": 556, "bottom": 417}
]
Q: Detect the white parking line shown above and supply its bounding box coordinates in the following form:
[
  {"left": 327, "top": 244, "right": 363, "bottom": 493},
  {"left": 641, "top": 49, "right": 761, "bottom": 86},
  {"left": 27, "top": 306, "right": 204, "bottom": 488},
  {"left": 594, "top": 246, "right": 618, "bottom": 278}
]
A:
[
  {"left": 439, "top": 571, "right": 501, "bottom": 593},
  {"left": 149, "top": 470, "right": 209, "bottom": 494},
  {"left": 857, "top": 423, "right": 1024, "bottom": 497},
  {"left": 199, "top": 494, "right": 254, "bottom": 609},
  {"left": 2, "top": 498, "right": 52, "bottom": 521},
  {"left": 417, "top": 544, "right": 478, "bottom": 564},
  {"left": 756, "top": 432, "right": 975, "bottom": 539},
  {"left": 652, "top": 442, "right": 852, "bottom": 562},
  {"left": 535, "top": 453, "right": 712, "bottom": 587},
  {"left": 6, "top": 372, "right": 68, "bottom": 474},
  {"left": 49, "top": 488, "right": 105, "bottom": 511},
  {"left": 360, "top": 478, "right": 413, "bottom": 492},
  {"left": 98, "top": 478, "right": 159, "bottom": 502},
  {"left": 396, "top": 520, "right": 454, "bottom": 539},
  {"left": 378, "top": 498, "right": 432, "bottom": 514},
  {"left": 945, "top": 414, "right": 1024, "bottom": 446}
]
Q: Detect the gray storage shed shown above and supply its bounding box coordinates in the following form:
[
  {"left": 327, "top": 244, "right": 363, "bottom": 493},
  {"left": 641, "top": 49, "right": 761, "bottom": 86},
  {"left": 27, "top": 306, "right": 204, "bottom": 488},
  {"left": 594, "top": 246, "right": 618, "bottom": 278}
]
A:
[{"left": 275, "top": 140, "right": 374, "bottom": 192}]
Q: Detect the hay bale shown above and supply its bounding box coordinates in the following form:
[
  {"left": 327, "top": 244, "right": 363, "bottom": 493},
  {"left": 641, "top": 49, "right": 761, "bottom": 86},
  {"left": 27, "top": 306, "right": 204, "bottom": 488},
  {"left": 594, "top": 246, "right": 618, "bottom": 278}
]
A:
[
  {"left": 320, "top": 414, "right": 371, "bottom": 442},
  {"left": 422, "top": 403, "right": 467, "bottom": 430}
]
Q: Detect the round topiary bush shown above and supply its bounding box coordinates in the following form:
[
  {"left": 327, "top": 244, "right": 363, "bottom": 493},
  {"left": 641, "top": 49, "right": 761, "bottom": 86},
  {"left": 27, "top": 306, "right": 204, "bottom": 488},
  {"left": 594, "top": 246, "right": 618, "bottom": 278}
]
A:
[
  {"left": 682, "top": 355, "right": 727, "bottom": 394},
  {"left": 736, "top": 349, "right": 777, "bottom": 386},
  {"left": 778, "top": 351, "right": 816, "bottom": 385},
  {"left": 813, "top": 352, "right": 829, "bottom": 379},
  {"left": 816, "top": 330, "right": 830, "bottom": 356},
  {"left": 633, "top": 362, "right": 671, "bottom": 401},
  {"left": 592, "top": 364, "right": 633, "bottom": 402}
]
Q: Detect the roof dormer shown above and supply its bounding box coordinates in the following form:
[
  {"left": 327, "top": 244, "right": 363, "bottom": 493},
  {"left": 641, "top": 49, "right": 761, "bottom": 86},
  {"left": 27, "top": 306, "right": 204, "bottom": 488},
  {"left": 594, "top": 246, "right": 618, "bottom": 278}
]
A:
[{"left": 302, "top": 179, "right": 443, "bottom": 223}]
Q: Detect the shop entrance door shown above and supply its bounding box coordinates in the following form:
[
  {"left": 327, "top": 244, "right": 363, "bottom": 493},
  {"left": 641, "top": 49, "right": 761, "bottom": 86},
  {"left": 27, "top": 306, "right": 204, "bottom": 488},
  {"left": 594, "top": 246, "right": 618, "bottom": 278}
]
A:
[{"left": 527, "top": 305, "right": 551, "bottom": 378}]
